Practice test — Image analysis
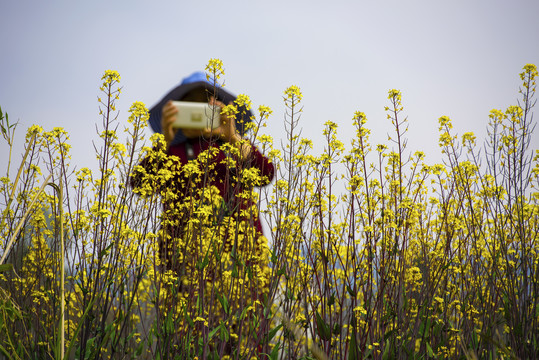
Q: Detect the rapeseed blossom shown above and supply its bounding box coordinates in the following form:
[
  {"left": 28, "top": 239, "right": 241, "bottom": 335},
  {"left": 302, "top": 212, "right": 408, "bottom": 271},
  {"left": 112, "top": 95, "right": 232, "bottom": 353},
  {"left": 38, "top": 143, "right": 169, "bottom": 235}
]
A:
[{"left": 1, "top": 63, "right": 538, "bottom": 360}]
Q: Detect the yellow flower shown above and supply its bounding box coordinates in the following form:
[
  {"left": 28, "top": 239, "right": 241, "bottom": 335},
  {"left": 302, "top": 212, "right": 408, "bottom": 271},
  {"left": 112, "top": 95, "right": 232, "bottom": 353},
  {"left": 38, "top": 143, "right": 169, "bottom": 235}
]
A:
[
  {"left": 387, "top": 89, "right": 402, "bottom": 103},
  {"left": 439, "top": 132, "right": 453, "bottom": 147},
  {"left": 221, "top": 103, "right": 238, "bottom": 117},
  {"left": 462, "top": 132, "right": 476, "bottom": 146},
  {"left": 258, "top": 104, "right": 273, "bottom": 118},
  {"left": 284, "top": 85, "right": 303, "bottom": 101},
  {"left": 377, "top": 144, "right": 387, "bottom": 152},
  {"left": 128, "top": 101, "right": 149, "bottom": 123},
  {"left": 101, "top": 70, "right": 120, "bottom": 84},
  {"left": 354, "top": 305, "right": 367, "bottom": 316},
  {"left": 205, "top": 58, "right": 224, "bottom": 80},
  {"left": 438, "top": 115, "right": 452, "bottom": 129},
  {"left": 353, "top": 111, "right": 367, "bottom": 125},
  {"left": 520, "top": 63, "right": 538, "bottom": 81},
  {"left": 234, "top": 94, "right": 252, "bottom": 110}
]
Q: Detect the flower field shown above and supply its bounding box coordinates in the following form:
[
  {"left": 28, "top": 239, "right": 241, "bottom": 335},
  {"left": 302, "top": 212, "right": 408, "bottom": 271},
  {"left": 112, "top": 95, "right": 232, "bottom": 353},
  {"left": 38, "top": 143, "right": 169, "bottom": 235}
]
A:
[{"left": 1, "top": 61, "right": 538, "bottom": 359}]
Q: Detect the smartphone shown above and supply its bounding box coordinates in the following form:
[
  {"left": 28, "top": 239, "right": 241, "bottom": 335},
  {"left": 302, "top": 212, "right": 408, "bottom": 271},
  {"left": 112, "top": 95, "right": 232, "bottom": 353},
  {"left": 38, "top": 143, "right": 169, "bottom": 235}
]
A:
[{"left": 171, "top": 101, "right": 221, "bottom": 129}]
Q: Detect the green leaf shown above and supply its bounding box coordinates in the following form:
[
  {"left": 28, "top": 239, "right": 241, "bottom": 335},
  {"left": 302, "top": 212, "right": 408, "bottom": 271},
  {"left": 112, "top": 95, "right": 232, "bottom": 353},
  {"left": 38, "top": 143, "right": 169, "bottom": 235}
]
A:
[
  {"left": 285, "top": 288, "right": 294, "bottom": 301},
  {"left": 197, "top": 248, "right": 210, "bottom": 270},
  {"left": 220, "top": 324, "right": 229, "bottom": 342},
  {"left": 401, "top": 341, "right": 412, "bottom": 357},
  {"left": 270, "top": 342, "right": 280, "bottom": 360},
  {"left": 419, "top": 317, "right": 432, "bottom": 335},
  {"left": 84, "top": 337, "right": 96, "bottom": 360},
  {"left": 348, "top": 332, "right": 358, "bottom": 360},
  {"left": 0, "top": 264, "right": 13, "bottom": 273},
  {"left": 208, "top": 323, "right": 221, "bottom": 340},
  {"left": 239, "top": 305, "right": 249, "bottom": 320},
  {"left": 333, "top": 322, "right": 341, "bottom": 336},
  {"left": 267, "top": 323, "right": 283, "bottom": 343},
  {"left": 382, "top": 338, "right": 391, "bottom": 360},
  {"left": 384, "top": 328, "right": 396, "bottom": 341},
  {"left": 426, "top": 342, "right": 435, "bottom": 358},
  {"left": 217, "top": 293, "right": 229, "bottom": 316},
  {"left": 315, "top": 311, "right": 331, "bottom": 341},
  {"left": 269, "top": 248, "right": 278, "bottom": 263},
  {"left": 135, "top": 342, "right": 143, "bottom": 356},
  {"left": 184, "top": 308, "right": 194, "bottom": 327},
  {"left": 328, "top": 292, "right": 335, "bottom": 306},
  {"left": 0, "top": 343, "right": 14, "bottom": 360},
  {"left": 471, "top": 328, "right": 478, "bottom": 348}
]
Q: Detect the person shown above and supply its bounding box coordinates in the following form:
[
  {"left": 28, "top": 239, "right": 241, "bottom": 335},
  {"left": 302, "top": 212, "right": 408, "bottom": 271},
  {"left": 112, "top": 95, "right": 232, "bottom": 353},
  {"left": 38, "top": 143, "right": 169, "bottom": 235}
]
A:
[{"left": 130, "top": 71, "right": 274, "bottom": 355}]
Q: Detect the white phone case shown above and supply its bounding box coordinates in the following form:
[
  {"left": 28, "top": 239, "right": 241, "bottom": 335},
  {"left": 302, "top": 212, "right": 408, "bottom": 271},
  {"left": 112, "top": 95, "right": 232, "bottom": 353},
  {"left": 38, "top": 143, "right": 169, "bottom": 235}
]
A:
[{"left": 171, "top": 101, "right": 221, "bottom": 129}]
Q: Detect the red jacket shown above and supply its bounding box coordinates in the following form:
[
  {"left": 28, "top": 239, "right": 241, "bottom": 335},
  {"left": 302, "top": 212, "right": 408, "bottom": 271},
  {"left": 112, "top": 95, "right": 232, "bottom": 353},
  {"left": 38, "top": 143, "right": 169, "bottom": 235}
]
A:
[
  {"left": 131, "top": 136, "right": 274, "bottom": 250},
  {"left": 166, "top": 137, "right": 274, "bottom": 234}
]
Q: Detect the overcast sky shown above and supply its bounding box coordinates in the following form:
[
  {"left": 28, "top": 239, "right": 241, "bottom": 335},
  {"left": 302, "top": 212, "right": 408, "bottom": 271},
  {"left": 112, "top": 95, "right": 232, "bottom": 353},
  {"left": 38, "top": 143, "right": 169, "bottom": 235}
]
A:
[{"left": 1, "top": 0, "right": 538, "bottom": 182}]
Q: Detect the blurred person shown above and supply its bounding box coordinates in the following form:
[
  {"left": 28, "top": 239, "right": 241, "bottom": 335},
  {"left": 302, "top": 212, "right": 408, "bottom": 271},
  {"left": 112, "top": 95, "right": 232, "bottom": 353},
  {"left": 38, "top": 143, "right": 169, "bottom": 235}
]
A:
[{"left": 130, "top": 71, "right": 274, "bottom": 354}]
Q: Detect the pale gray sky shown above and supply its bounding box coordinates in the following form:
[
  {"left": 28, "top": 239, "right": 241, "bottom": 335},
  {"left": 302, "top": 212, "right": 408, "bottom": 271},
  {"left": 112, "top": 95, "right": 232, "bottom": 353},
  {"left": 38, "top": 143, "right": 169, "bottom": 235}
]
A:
[{"left": 1, "top": 0, "right": 538, "bottom": 179}]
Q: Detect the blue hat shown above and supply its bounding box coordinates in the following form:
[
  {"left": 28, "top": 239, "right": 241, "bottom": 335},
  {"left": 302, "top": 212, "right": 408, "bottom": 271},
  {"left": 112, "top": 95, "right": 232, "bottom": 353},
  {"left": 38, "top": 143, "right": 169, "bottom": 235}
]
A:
[{"left": 148, "top": 71, "right": 253, "bottom": 145}]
